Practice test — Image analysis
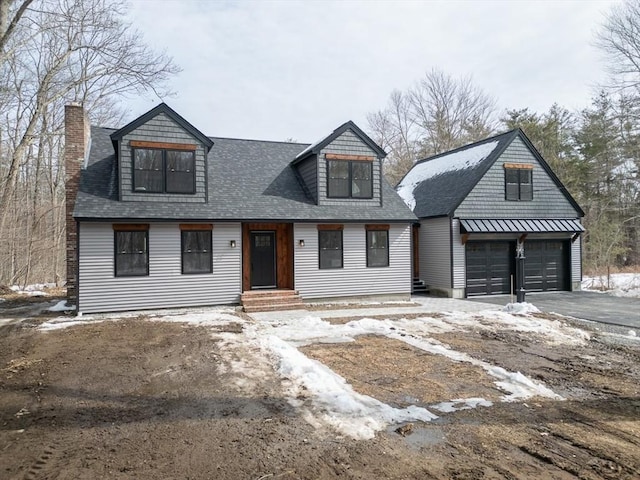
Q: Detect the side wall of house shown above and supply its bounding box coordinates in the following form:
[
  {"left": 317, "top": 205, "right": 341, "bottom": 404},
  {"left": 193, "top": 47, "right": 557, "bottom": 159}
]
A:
[
  {"left": 451, "top": 218, "right": 466, "bottom": 295},
  {"left": 294, "top": 223, "right": 411, "bottom": 299},
  {"left": 296, "top": 155, "right": 318, "bottom": 202},
  {"left": 119, "top": 112, "right": 208, "bottom": 203},
  {"left": 571, "top": 235, "right": 582, "bottom": 290},
  {"left": 455, "top": 137, "right": 578, "bottom": 219},
  {"left": 418, "top": 217, "right": 453, "bottom": 295},
  {"left": 317, "top": 130, "right": 382, "bottom": 207},
  {"left": 78, "top": 222, "right": 241, "bottom": 313}
]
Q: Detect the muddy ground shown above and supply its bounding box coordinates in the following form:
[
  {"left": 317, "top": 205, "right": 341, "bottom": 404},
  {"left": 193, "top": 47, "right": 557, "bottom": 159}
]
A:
[{"left": 0, "top": 298, "right": 639, "bottom": 479}]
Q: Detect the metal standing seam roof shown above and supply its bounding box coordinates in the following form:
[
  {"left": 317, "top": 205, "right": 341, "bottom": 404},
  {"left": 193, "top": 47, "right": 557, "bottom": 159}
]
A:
[{"left": 459, "top": 218, "right": 585, "bottom": 234}]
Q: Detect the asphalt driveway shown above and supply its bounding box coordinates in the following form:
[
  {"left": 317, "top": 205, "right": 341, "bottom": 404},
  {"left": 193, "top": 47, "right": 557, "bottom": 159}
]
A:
[{"left": 469, "top": 291, "right": 640, "bottom": 329}]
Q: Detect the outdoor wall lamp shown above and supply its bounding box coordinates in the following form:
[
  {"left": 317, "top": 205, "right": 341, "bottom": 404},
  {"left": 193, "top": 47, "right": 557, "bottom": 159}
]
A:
[
  {"left": 298, "top": 239, "right": 305, "bottom": 247},
  {"left": 229, "top": 240, "right": 236, "bottom": 248}
]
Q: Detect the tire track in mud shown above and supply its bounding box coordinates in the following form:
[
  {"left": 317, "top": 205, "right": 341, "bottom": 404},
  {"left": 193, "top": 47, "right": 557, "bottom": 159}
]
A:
[
  {"left": 21, "top": 445, "right": 57, "bottom": 480},
  {"left": 519, "top": 428, "right": 638, "bottom": 480}
]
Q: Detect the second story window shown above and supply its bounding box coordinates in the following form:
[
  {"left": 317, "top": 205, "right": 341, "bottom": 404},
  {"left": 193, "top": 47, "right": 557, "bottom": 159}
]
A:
[
  {"left": 133, "top": 148, "right": 195, "bottom": 194},
  {"left": 327, "top": 160, "right": 373, "bottom": 199},
  {"left": 504, "top": 164, "right": 533, "bottom": 201}
]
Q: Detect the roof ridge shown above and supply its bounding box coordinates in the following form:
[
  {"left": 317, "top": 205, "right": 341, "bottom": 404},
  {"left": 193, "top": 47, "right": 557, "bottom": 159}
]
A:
[
  {"left": 208, "top": 136, "right": 310, "bottom": 146},
  {"left": 414, "top": 129, "right": 519, "bottom": 166}
]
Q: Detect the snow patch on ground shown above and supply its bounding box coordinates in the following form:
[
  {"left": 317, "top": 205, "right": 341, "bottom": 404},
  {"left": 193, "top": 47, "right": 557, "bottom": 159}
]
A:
[
  {"left": 582, "top": 273, "right": 640, "bottom": 298},
  {"left": 10, "top": 283, "right": 56, "bottom": 295},
  {"left": 504, "top": 302, "right": 540, "bottom": 314},
  {"left": 257, "top": 335, "right": 437, "bottom": 440},
  {"left": 47, "top": 300, "right": 75, "bottom": 312},
  {"left": 396, "top": 140, "right": 499, "bottom": 210},
  {"left": 431, "top": 398, "right": 493, "bottom": 413},
  {"left": 40, "top": 318, "right": 99, "bottom": 331}
]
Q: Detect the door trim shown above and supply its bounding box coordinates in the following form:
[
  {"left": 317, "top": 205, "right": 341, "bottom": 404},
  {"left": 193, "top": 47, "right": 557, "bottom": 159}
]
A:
[{"left": 242, "top": 223, "right": 294, "bottom": 291}]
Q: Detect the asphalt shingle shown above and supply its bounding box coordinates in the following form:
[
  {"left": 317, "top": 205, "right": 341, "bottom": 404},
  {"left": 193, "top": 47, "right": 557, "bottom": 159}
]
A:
[{"left": 74, "top": 127, "right": 416, "bottom": 222}]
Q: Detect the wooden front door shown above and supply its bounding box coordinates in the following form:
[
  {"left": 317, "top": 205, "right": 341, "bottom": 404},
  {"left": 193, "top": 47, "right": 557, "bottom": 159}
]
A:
[
  {"left": 242, "top": 223, "right": 293, "bottom": 291},
  {"left": 250, "top": 231, "right": 277, "bottom": 289}
]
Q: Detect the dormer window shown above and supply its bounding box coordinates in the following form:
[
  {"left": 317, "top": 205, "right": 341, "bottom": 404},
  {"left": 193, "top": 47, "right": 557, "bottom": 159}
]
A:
[
  {"left": 327, "top": 157, "right": 373, "bottom": 199},
  {"left": 504, "top": 163, "right": 533, "bottom": 201},
  {"left": 132, "top": 141, "right": 196, "bottom": 194}
]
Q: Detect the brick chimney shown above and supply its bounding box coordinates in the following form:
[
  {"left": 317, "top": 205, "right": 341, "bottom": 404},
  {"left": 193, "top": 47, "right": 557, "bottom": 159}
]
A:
[{"left": 65, "top": 104, "right": 90, "bottom": 308}]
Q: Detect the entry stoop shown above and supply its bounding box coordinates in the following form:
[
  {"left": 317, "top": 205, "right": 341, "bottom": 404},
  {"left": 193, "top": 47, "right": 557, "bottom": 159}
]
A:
[
  {"left": 412, "top": 278, "right": 429, "bottom": 295},
  {"left": 241, "top": 289, "right": 305, "bottom": 313}
]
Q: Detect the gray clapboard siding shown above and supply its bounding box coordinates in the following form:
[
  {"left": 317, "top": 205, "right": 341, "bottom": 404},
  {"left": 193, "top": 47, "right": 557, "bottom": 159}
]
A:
[
  {"left": 78, "top": 223, "right": 241, "bottom": 313},
  {"left": 294, "top": 223, "right": 411, "bottom": 298},
  {"left": 296, "top": 155, "right": 318, "bottom": 202},
  {"left": 451, "top": 218, "right": 466, "bottom": 290},
  {"left": 120, "top": 113, "right": 207, "bottom": 203},
  {"left": 455, "top": 137, "right": 577, "bottom": 218},
  {"left": 418, "top": 217, "right": 452, "bottom": 291},
  {"left": 571, "top": 236, "right": 582, "bottom": 286},
  {"left": 318, "top": 130, "right": 382, "bottom": 207}
]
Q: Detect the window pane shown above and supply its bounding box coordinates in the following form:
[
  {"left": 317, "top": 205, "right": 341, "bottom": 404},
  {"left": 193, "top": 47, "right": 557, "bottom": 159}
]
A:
[
  {"left": 166, "top": 151, "right": 195, "bottom": 193},
  {"left": 520, "top": 170, "right": 533, "bottom": 200},
  {"left": 134, "top": 149, "right": 163, "bottom": 192},
  {"left": 115, "top": 231, "right": 148, "bottom": 276},
  {"left": 367, "top": 231, "right": 389, "bottom": 267},
  {"left": 505, "top": 169, "right": 519, "bottom": 200},
  {"left": 506, "top": 183, "right": 519, "bottom": 200},
  {"left": 182, "top": 230, "right": 212, "bottom": 273},
  {"left": 352, "top": 162, "right": 372, "bottom": 198},
  {"left": 328, "top": 161, "right": 349, "bottom": 197},
  {"left": 319, "top": 230, "right": 343, "bottom": 269}
]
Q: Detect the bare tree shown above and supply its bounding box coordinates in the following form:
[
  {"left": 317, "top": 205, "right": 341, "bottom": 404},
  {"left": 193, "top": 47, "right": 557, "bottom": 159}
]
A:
[
  {"left": 596, "top": 0, "right": 640, "bottom": 92},
  {"left": 367, "top": 69, "right": 497, "bottom": 186},
  {"left": 0, "top": 0, "right": 180, "bottom": 286},
  {"left": 410, "top": 69, "right": 497, "bottom": 157}
]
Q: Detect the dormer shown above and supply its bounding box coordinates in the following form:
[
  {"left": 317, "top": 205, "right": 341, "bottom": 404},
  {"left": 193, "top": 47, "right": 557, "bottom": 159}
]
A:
[
  {"left": 292, "top": 121, "right": 386, "bottom": 206},
  {"left": 110, "top": 103, "right": 213, "bottom": 203}
]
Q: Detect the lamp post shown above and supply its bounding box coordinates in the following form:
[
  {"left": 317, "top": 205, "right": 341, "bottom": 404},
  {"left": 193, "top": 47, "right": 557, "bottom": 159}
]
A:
[{"left": 516, "top": 240, "right": 526, "bottom": 303}]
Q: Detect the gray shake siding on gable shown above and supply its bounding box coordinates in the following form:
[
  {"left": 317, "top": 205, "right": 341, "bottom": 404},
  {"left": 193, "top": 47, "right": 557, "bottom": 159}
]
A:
[
  {"left": 318, "top": 130, "right": 382, "bottom": 207},
  {"left": 294, "top": 224, "right": 411, "bottom": 299},
  {"left": 78, "top": 223, "right": 241, "bottom": 313},
  {"left": 455, "top": 137, "right": 576, "bottom": 219},
  {"left": 119, "top": 113, "right": 207, "bottom": 203}
]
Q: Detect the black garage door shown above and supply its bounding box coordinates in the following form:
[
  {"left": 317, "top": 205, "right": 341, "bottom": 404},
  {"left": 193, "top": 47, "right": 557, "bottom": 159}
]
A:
[
  {"left": 524, "top": 240, "right": 569, "bottom": 292},
  {"left": 466, "top": 241, "right": 514, "bottom": 296}
]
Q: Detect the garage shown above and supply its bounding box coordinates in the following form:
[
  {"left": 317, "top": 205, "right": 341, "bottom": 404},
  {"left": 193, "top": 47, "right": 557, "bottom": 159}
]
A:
[
  {"left": 465, "top": 238, "right": 571, "bottom": 297},
  {"left": 524, "top": 240, "right": 569, "bottom": 292},
  {"left": 465, "top": 241, "right": 514, "bottom": 296}
]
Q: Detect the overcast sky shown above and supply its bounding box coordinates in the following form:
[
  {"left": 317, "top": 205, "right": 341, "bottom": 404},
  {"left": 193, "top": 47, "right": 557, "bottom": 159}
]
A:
[{"left": 125, "top": 0, "right": 617, "bottom": 143}]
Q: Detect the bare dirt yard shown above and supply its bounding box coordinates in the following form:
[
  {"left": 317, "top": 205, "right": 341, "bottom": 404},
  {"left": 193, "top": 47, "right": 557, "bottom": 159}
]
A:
[{"left": 0, "top": 296, "right": 639, "bottom": 479}]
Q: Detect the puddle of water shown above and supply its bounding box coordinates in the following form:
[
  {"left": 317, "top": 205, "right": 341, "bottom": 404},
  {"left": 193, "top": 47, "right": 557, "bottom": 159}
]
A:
[{"left": 386, "top": 424, "right": 445, "bottom": 449}]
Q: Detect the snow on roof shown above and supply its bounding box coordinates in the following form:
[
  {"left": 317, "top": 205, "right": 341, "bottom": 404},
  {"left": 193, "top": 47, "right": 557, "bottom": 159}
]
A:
[{"left": 396, "top": 140, "right": 500, "bottom": 211}]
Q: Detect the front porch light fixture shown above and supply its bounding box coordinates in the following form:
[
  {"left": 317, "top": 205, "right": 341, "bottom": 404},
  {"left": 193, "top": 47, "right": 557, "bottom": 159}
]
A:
[
  {"left": 298, "top": 239, "right": 305, "bottom": 247},
  {"left": 229, "top": 240, "right": 236, "bottom": 248}
]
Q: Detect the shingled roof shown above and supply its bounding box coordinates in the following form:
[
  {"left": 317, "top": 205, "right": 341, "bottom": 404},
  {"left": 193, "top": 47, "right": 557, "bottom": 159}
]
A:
[
  {"left": 75, "top": 127, "right": 416, "bottom": 222},
  {"left": 396, "top": 129, "right": 584, "bottom": 218}
]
